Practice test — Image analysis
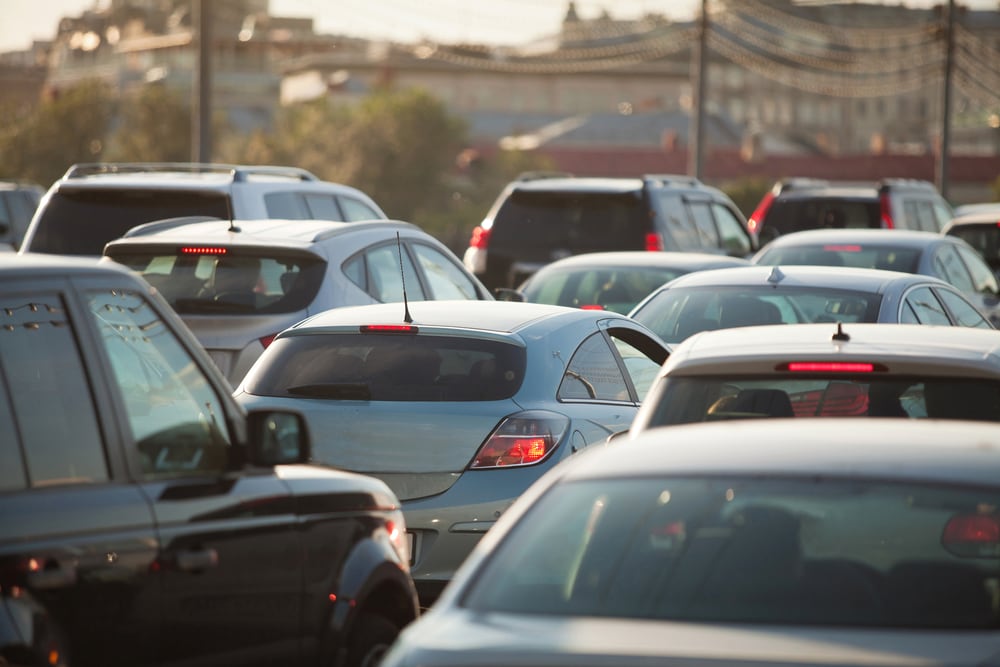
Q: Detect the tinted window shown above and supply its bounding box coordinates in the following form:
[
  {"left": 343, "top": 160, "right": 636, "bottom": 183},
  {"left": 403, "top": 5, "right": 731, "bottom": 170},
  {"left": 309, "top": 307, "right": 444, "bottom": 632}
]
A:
[
  {"left": 463, "top": 475, "right": 1000, "bottom": 628},
  {"left": 340, "top": 197, "right": 383, "bottom": 221},
  {"left": 902, "top": 286, "right": 951, "bottom": 325},
  {"left": 756, "top": 243, "right": 921, "bottom": 273},
  {"left": 523, "top": 266, "right": 684, "bottom": 314},
  {"left": 28, "top": 190, "right": 231, "bottom": 256},
  {"left": 244, "top": 333, "right": 526, "bottom": 402},
  {"left": 949, "top": 224, "right": 1000, "bottom": 272},
  {"left": 344, "top": 243, "right": 427, "bottom": 302},
  {"left": 303, "top": 193, "right": 344, "bottom": 219},
  {"left": 762, "top": 197, "right": 880, "bottom": 236},
  {"left": 109, "top": 250, "right": 326, "bottom": 314},
  {"left": 264, "top": 191, "right": 309, "bottom": 219},
  {"left": 933, "top": 245, "right": 976, "bottom": 292},
  {"left": 935, "top": 288, "right": 992, "bottom": 328},
  {"left": 955, "top": 245, "right": 999, "bottom": 294},
  {"left": 713, "top": 203, "right": 752, "bottom": 255},
  {"left": 87, "top": 288, "right": 233, "bottom": 477},
  {"left": 410, "top": 242, "right": 481, "bottom": 300},
  {"left": 0, "top": 291, "right": 107, "bottom": 485},
  {"left": 687, "top": 201, "right": 720, "bottom": 249},
  {"left": 558, "top": 332, "right": 631, "bottom": 402}
]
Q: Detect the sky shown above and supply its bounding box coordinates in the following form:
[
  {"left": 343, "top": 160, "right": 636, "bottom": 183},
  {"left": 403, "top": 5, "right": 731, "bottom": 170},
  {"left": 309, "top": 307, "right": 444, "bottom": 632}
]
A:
[{"left": 0, "top": 0, "right": 997, "bottom": 53}]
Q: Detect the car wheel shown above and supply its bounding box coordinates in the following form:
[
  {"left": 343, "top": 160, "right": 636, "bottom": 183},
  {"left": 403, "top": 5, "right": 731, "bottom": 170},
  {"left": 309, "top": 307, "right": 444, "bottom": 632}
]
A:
[{"left": 345, "top": 612, "right": 399, "bottom": 667}]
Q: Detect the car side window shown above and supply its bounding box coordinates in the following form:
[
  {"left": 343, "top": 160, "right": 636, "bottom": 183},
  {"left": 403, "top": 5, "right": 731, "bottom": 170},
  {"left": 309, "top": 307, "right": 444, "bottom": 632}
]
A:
[
  {"left": 935, "top": 288, "right": 992, "bottom": 328},
  {"left": 933, "top": 245, "right": 976, "bottom": 292},
  {"left": 339, "top": 197, "right": 382, "bottom": 221},
  {"left": 0, "top": 292, "right": 108, "bottom": 487},
  {"left": 87, "top": 288, "right": 233, "bottom": 478},
  {"left": 712, "top": 203, "right": 752, "bottom": 255},
  {"left": 558, "top": 332, "right": 631, "bottom": 402},
  {"left": 955, "top": 245, "right": 999, "bottom": 295},
  {"left": 687, "top": 201, "right": 720, "bottom": 249},
  {"left": 264, "top": 192, "right": 310, "bottom": 219},
  {"left": 610, "top": 335, "right": 661, "bottom": 401},
  {"left": 303, "top": 193, "right": 344, "bottom": 220},
  {"left": 901, "top": 286, "right": 951, "bottom": 325},
  {"left": 410, "top": 242, "right": 480, "bottom": 299},
  {"left": 346, "top": 243, "right": 427, "bottom": 302}
]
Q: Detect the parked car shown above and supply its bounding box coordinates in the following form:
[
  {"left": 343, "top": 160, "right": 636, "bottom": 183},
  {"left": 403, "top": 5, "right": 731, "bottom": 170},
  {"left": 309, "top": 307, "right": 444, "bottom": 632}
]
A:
[
  {"left": 234, "top": 300, "right": 670, "bottom": 607},
  {"left": 0, "top": 180, "right": 44, "bottom": 251},
  {"left": 952, "top": 202, "right": 1000, "bottom": 218},
  {"left": 0, "top": 253, "right": 418, "bottom": 667},
  {"left": 943, "top": 209, "right": 1000, "bottom": 280},
  {"left": 627, "top": 322, "right": 1000, "bottom": 437},
  {"left": 104, "top": 217, "right": 493, "bottom": 386},
  {"left": 752, "top": 228, "right": 1000, "bottom": 326},
  {"left": 500, "top": 250, "right": 751, "bottom": 314},
  {"left": 748, "top": 178, "right": 954, "bottom": 245},
  {"left": 382, "top": 418, "right": 1000, "bottom": 667},
  {"left": 628, "top": 264, "right": 992, "bottom": 345},
  {"left": 20, "top": 162, "right": 388, "bottom": 257},
  {"left": 463, "top": 173, "right": 756, "bottom": 291}
]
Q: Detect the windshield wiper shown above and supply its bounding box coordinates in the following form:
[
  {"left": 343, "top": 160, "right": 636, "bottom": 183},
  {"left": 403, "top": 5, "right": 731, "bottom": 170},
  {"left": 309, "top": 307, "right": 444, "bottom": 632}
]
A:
[{"left": 286, "top": 383, "right": 372, "bottom": 400}]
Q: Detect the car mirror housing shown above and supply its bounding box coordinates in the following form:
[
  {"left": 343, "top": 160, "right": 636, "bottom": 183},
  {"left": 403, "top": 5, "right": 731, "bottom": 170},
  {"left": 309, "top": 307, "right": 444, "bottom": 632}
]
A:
[{"left": 245, "top": 409, "right": 312, "bottom": 466}]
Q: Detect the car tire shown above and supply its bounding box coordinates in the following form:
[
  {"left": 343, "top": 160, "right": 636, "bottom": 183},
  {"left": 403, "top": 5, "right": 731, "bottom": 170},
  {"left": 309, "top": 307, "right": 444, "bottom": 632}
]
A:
[{"left": 345, "top": 612, "right": 399, "bottom": 667}]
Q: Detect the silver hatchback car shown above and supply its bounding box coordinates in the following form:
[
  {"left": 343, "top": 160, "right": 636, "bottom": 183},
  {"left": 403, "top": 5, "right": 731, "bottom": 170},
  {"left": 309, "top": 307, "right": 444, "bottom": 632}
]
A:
[{"left": 104, "top": 217, "right": 493, "bottom": 385}]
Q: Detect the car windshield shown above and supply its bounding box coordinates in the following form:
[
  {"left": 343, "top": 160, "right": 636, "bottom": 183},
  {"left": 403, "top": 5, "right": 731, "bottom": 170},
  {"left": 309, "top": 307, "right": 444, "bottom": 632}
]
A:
[
  {"left": 109, "top": 250, "right": 326, "bottom": 315},
  {"left": 756, "top": 243, "right": 922, "bottom": 273},
  {"left": 29, "top": 189, "right": 232, "bottom": 255},
  {"left": 644, "top": 376, "right": 1000, "bottom": 424},
  {"left": 522, "top": 266, "right": 683, "bottom": 314},
  {"left": 461, "top": 475, "right": 1000, "bottom": 628},
  {"left": 243, "top": 333, "right": 527, "bottom": 401},
  {"left": 630, "top": 286, "right": 882, "bottom": 343}
]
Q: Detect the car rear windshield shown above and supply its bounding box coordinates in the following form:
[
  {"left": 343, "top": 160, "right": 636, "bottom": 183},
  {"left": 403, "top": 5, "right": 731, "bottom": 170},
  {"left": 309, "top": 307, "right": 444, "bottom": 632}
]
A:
[
  {"left": 492, "top": 190, "right": 648, "bottom": 255},
  {"left": 523, "top": 266, "right": 685, "bottom": 314},
  {"left": 645, "top": 376, "right": 1000, "bottom": 424},
  {"left": 630, "top": 286, "right": 882, "bottom": 344},
  {"left": 763, "top": 197, "right": 880, "bottom": 236},
  {"left": 462, "top": 475, "right": 1000, "bottom": 628},
  {"left": 243, "top": 333, "right": 527, "bottom": 401},
  {"left": 756, "top": 243, "right": 921, "bottom": 273},
  {"left": 108, "top": 250, "right": 325, "bottom": 315},
  {"left": 29, "top": 189, "right": 231, "bottom": 255}
]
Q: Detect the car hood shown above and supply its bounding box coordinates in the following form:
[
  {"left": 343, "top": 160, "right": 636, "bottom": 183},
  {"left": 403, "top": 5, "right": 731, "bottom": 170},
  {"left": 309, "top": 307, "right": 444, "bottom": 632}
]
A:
[{"left": 386, "top": 610, "right": 1000, "bottom": 666}]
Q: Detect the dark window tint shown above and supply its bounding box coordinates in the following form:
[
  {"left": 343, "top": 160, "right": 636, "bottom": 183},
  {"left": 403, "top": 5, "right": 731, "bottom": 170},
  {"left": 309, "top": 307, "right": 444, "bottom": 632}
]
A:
[
  {"left": 757, "top": 244, "right": 921, "bottom": 273},
  {"left": 949, "top": 224, "right": 1000, "bottom": 272},
  {"left": 761, "top": 197, "right": 880, "bottom": 236},
  {"left": 0, "top": 292, "right": 107, "bottom": 485},
  {"left": 523, "top": 267, "right": 684, "bottom": 314},
  {"left": 244, "top": 333, "right": 526, "bottom": 402},
  {"left": 28, "top": 190, "right": 231, "bottom": 255},
  {"left": 646, "top": 376, "right": 1000, "bottom": 425},
  {"left": 109, "top": 250, "right": 326, "bottom": 314},
  {"left": 558, "top": 332, "right": 631, "bottom": 402},
  {"left": 463, "top": 475, "right": 1000, "bottom": 628}
]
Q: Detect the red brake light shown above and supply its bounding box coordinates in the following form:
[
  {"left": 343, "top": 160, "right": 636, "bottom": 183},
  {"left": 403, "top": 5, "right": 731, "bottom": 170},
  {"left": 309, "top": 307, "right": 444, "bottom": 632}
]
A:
[
  {"left": 180, "top": 246, "right": 227, "bottom": 255},
  {"left": 360, "top": 324, "right": 419, "bottom": 334},
  {"left": 822, "top": 244, "right": 861, "bottom": 252},
  {"left": 748, "top": 191, "right": 775, "bottom": 235},
  {"left": 785, "top": 362, "right": 875, "bottom": 373},
  {"left": 943, "top": 515, "right": 1000, "bottom": 545},
  {"left": 879, "top": 192, "right": 894, "bottom": 229},
  {"left": 645, "top": 232, "right": 664, "bottom": 251},
  {"left": 469, "top": 226, "right": 491, "bottom": 249},
  {"left": 470, "top": 411, "right": 569, "bottom": 469},
  {"left": 259, "top": 334, "right": 277, "bottom": 348},
  {"left": 579, "top": 304, "right": 605, "bottom": 310}
]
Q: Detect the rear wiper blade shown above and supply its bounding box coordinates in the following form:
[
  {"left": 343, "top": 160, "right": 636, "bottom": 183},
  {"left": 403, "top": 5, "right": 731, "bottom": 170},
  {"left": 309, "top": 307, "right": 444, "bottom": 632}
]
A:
[{"left": 286, "top": 383, "right": 372, "bottom": 400}]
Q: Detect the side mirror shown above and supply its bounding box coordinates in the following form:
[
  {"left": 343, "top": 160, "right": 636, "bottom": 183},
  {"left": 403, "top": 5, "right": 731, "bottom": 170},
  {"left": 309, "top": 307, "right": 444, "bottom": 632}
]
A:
[
  {"left": 246, "top": 409, "right": 311, "bottom": 466},
  {"left": 494, "top": 288, "right": 524, "bottom": 302}
]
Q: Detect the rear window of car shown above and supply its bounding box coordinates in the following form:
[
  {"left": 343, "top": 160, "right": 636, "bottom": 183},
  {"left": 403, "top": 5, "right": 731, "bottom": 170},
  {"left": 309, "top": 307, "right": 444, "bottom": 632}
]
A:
[
  {"left": 108, "top": 250, "right": 325, "bottom": 315},
  {"left": 762, "top": 197, "right": 880, "bottom": 236},
  {"left": 630, "top": 286, "right": 882, "bottom": 344},
  {"left": 645, "top": 376, "right": 1000, "bottom": 424},
  {"left": 462, "top": 475, "right": 1000, "bottom": 628},
  {"left": 28, "top": 189, "right": 232, "bottom": 256},
  {"left": 756, "top": 243, "right": 921, "bottom": 273},
  {"left": 243, "top": 333, "right": 527, "bottom": 401},
  {"left": 522, "top": 266, "right": 684, "bottom": 314},
  {"left": 492, "top": 190, "right": 647, "bottom": 255}
]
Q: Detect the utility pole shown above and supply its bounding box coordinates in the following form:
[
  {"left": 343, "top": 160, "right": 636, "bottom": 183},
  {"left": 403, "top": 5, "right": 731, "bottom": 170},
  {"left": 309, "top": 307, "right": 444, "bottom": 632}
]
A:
[
  {"left": 689, "top": 0, "right": 708, "bottom": 180},
  {"left": 937, "top": 0, "right": 955, "bottom": 200},
  {"left": 192, "top": 0, "right": 213, "bottom": 162}
]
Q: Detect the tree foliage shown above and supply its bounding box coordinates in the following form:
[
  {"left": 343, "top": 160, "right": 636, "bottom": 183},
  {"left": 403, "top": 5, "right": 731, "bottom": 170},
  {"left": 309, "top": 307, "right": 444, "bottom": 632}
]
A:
[{"left": 104, "top": 83, "right": 191, "bottom": 162}]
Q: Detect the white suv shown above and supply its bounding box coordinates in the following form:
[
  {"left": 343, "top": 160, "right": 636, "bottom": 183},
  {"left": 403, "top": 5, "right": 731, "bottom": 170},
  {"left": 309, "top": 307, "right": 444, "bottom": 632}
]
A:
[{"left": 20, "top": 162, "right": 388, "bottom": 257}]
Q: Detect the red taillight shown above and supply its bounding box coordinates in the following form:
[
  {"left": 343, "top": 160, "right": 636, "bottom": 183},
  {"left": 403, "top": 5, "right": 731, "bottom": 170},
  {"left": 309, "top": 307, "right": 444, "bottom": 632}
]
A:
[
  {"left": 645, "top": 232, "right": 664, "bottom": 251},
  {"left": 580, "top": 304, "right": 605, "bottom": 310},
  {"left": 259, "top": 334, "right": 277, "bottom": 348},
  {"left": 469, "top": 225, "right": 491, "bottom": 249},
  {"left": 470, "top": 411, "right": 569, "bottom": 469},
  {"left": 943, "top": 515, "right": 1000, "bottom": 545},
  {"left": 823, "top": 244, "right": 862, "bottom": 252},
  {"left": 879, "top": 192, "right": 894, "bottom": 229},
  {"left": 180, "top": 246, "right": 227, "bottom": 255},
  {"left": 748, "top": 191, "right": 775, "bottom": 235},
  {"left": 360, "top": 324, "right": 419, "bottom": 334},
  {"left": 783, "top": 362, "right": 876, "bottom": 372}
]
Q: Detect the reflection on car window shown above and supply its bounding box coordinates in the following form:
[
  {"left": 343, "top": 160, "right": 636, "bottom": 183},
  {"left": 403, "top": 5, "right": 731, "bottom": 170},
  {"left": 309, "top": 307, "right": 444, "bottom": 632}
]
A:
[
  {"left": 935, "top": 288, "right": 991, "bottom": 328},
  {"left": 933, "top": 245, "right": 975, "bottom": 292},
  {"left": 712, "top": 203, "right": 752, "bottom": 255},
  {"left": 0, "top": 293, "right": 107, "bottom": 487},
  {"left": 411, "top": 243, "right": 480, "bottom": 299},
  {"left": 345, "top": 243, "right": 427, "bottom": 303},
  {"left": 611, "top": 336, "right": 660, "bottom": 401},
  {"left": 559, "top": 332, "right": 630, "bottom": 402},
  {"left": 340, "top": 197, "right": 382, "bottom": 221},
  {"left": 955, "top": 245, "right": 999, "bottom": 295},
  {"left": 902, "top": 286, "right": 951, "bottom": 325},
  {"left": 87, "top": 289, "right": 232, "bottom": 478}
]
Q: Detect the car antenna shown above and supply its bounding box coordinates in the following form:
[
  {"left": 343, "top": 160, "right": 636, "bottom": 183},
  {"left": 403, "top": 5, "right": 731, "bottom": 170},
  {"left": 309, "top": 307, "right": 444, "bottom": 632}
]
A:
[
  {"left": 832, "top": 321, "right": 849, "bottom": 342},
  {"left": 396, "top": 232, "right": 413, "bottom": 323},
  {"left": 225, "top": 194, "right": 239, "bottom": 232}
]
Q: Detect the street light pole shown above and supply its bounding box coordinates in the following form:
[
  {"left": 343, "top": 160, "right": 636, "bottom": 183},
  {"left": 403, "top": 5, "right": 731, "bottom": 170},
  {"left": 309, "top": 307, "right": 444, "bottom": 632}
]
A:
[
  {"left": 689, "top": 0, "right": 709, "bottom": 180},
  {"left": 937, "top": 0, "right": 955, "bottom": 200},
  {"left": 192, "top": 0, "right": 213, "bottom": 163}
]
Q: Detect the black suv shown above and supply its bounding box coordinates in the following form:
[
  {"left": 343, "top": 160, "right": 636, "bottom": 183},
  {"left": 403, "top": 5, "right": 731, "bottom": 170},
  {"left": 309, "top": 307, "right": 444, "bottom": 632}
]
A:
[
  {"left": 0, "top": 255, "right": 418, "bottom": 667},
  {"left": 463, "top": 174, "right": 756, "bottom": 291},
  {"left": 748, "top": 178, "right": 954, "bottom": 246}
]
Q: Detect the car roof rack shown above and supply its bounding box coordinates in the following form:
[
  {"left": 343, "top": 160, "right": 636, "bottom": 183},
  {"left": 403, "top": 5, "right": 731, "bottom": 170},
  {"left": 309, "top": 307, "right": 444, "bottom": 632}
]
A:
[
  {"left": 514, "top": 171, "right": 575, "bottom": 182},
  {"left": 63, "top": 163, "right": 320, "bottom": 182},
  {"left": 642, "top": 174, "right": 703, "bottom": 187}
]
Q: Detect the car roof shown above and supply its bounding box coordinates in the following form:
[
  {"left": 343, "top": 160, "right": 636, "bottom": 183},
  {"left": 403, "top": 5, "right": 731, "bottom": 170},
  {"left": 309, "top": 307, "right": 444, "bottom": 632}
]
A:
[
  {"left": 568, "top": 418, "right": 1000, "bottom": 488},
  {"left": 0, "top": 252, "right": 138, "bottom": 279},
  {"left": 651, "top": 264, "right": 944, "bottom": 292},
  {"left": 944, "top": 211, "right": 1000, "bottom": 227},
  {"left": 105, "top": 218, "right": 421, "bottom": 251},
  {"left": 286, "top": 299, "right": 622, "bottom": 336},
  {"left": 510, "top": 177, "right": 645, "bottom": 194},
  {"left": 760, "top": 228, "right": 949, "bottom": 248},
  {"left": 530, "top": 251, "right": 750, "bottom": 272},
  {"left": 662, "top": 322, "right": 1000, "bottom": 378},
  {"left": 778, "top": 184, "right": 878, "bottom": 200}
]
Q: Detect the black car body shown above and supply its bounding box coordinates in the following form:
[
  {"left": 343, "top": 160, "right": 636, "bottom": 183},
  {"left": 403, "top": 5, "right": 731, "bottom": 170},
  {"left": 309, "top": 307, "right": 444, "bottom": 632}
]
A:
[{"left": 0, "top": 254, "right": 418, "bottom": 667}]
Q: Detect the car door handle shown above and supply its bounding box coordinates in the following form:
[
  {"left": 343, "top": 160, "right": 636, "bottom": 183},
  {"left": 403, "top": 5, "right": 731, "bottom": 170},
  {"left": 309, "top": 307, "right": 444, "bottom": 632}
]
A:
[
  {"left": 26, "top": 561, "right": 77, "bottom": 590},
  {"left": 175, "top": 548, "right": 219, "bottom": 572}
]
